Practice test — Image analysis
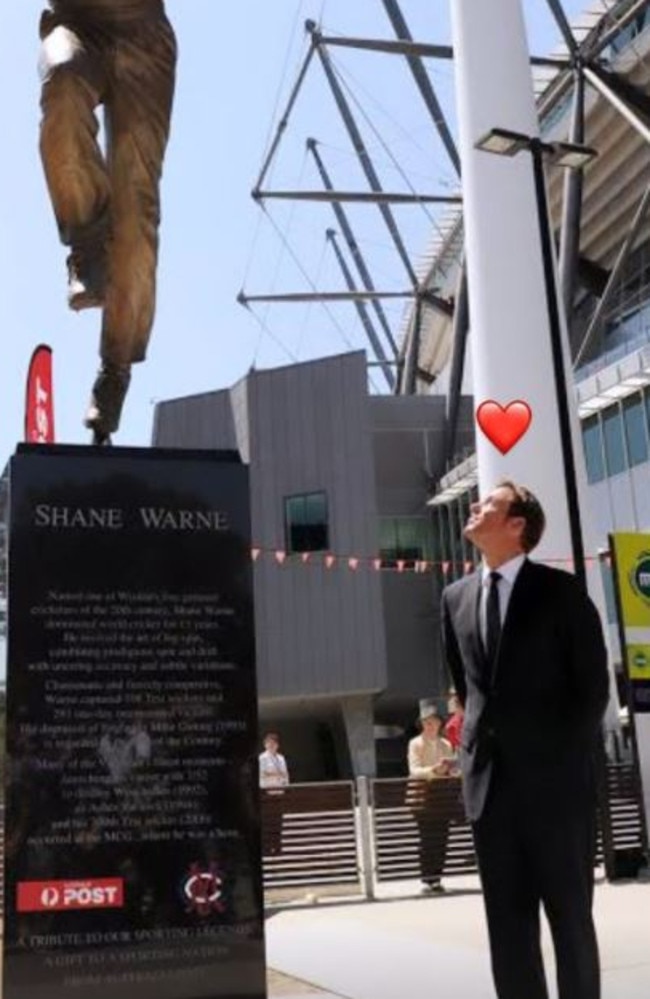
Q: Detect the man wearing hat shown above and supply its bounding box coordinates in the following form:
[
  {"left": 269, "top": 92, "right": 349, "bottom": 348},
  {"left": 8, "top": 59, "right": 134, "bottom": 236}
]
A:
[{"left": 407, "top": 702, "right": 457, "bottom": 892}]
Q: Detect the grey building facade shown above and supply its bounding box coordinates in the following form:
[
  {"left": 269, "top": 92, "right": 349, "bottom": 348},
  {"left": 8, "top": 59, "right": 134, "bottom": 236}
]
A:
[{"left": 153, "top": 351, "right": 474, "bottom": 780}]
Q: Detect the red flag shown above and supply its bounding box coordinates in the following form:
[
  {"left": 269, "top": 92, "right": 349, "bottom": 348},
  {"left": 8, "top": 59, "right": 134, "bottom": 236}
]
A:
[{"left": 25, "top": 345, "right": 55, "bottom": 443}]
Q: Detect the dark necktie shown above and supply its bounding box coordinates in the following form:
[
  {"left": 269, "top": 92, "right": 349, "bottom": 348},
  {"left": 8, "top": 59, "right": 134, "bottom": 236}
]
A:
[{"left": 486, "top": 571, "right": 502, "bottom": 670}]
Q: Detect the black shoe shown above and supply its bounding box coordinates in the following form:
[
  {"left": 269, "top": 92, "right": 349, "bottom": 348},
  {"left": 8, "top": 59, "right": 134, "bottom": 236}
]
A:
[
  {"left": 84, "top": 363, "right": 131, "bottom": 442},
  {"left": 422, "top": 879, "right": 445, "bottom": 894},
  {"left": 67, "top": 247, "right": 106, "bottom": 311}
]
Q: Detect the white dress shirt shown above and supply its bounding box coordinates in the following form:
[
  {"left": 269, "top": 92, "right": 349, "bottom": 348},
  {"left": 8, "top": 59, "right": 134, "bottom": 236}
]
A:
[
  {"left": 408, "top": 734, "right": 457, "bottom": 780},
  {"left": 259, "top": 750, "right": 289, "bottom": 789},
  {"left": 479, "top": 553, "right": 527, "bottom": 646}
]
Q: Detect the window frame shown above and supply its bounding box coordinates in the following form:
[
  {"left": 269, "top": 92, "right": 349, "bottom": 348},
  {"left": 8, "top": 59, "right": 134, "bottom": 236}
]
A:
[
  {"left": 581, "top": 414, "right": 606, "bottom": 484},
  {"left": 378, "top": 516, "right": 431, "bottom": 567},
  {"left": 602, "top": 404, "right": 627, "bottom": 478},
  {"left": 283, "top": 491, "right": 329, "bottom": 555},
  {"left": 622, "top": 392, "right": 649, "bottom": 468}
]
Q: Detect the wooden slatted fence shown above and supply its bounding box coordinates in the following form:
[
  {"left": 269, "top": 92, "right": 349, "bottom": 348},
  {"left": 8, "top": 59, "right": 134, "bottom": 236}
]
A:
[
  {"left": 372, "top": 763, "right": 648, "bottom": 884},
  {"left": 372, "top": 777, "right": 477, "bottom": 882},
  {"left": 0, "top": 761, "right": 646, "bottom": 918},
  {"left": 260, "top": 781, "right": 362, "bottom": 894},
  {"left": 600, "top": 762, "right": 648, "bottom": 878}
]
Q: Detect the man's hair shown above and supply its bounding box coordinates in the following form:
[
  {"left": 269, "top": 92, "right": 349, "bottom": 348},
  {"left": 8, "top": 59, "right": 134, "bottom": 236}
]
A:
[
  {"left": 264, "top": 732, "right": 280, "bottom": 743},
  {"left": 497, "top": 480, "right": 546, "bottom": 553}
]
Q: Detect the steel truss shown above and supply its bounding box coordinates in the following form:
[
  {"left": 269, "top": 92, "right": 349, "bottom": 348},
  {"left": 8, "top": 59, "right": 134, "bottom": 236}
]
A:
[
  {"left": 242, "top": 0, "right": 650, "bottom": 422},
  {"left": 441, "top": 0, "right": 650, "bottom": 473}
]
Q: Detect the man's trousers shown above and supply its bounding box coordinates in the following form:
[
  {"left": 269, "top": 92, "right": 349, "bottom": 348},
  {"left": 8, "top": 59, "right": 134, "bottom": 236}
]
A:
[{"left": 472, "top": 767, "right": 600, "bottom": 999}]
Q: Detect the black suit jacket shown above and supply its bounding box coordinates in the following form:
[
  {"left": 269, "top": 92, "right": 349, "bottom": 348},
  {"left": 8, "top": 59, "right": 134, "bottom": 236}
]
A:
[{"left": 441, "top": 559, "right": 609, "bottom": 822}]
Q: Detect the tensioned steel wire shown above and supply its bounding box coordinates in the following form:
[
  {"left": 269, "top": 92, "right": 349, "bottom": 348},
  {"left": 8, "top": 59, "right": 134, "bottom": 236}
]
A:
[
  {"left": 330, "top": 42, "right": 457, "bottom": 168},
  {"left": 244, "top": 0, "right": 381, "bottom": 372},
  {"left": 243, "top": 0, "right": 309, "bottom": 288},
  {"left": 261, "top": 206, "right": 383, "bottom": 393},
  {"left": 251, "top": 147, "right": 310, "bottom": 366},
  {"left": 293, "top": 230, "right": 329, "bottom": 359},
  {"left": 330, "top": 53, "right": 455, "bottom": 254},
  {"left": 243, "top": 0, "right": 313, "bottom": 366}
]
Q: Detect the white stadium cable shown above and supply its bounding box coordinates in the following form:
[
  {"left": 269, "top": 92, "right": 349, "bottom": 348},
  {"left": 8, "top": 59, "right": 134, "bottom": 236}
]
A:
[
  {"left": 330, "top": 52, "right": 455, "bottom": 250},
  {"left": 294, "top": 230, "right": 329, "bottom": 359},
  {"left": 242, "top": 0, "right": 310, "bottom": 289},
  {"left": 249, "top": 304, "right": 300, "bottom": 366}
]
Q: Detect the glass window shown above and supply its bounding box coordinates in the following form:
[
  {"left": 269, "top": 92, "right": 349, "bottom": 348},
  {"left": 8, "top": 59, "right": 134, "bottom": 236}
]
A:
[
  {"left": 379, "top": 517, "right": 432, "bottom": 566},
  {"left": 284, "top": 492, "right": 328, "bottom": 553},
  {"left": 599, "top": 558, "right": 618, "bottom": 625},
  {"left": 430, "top": 507, "right": 443, "bottom": 564},
  {"left": 645, "top": 388, "right": 650, "bottom": 441},
  {"left": 602, "top": 406, "right": 627, "bottom": 477},
  {"left": 438, "top": 505, "right": 451, "bottom": 564},
  {"left": 458, "top": 493, "right": 472, "bottom": 560},
  {"left": 582, "top": 416, "right": 605, "bottom": 483},
  {"left": 447, "top": 501, "right": 464, "bottom": 580},
  {"left": 379, "top": 518, "right": 398, "bottom": 563},
  {"left": 622, "top": 394, "right": 649, "bottom": 467}
]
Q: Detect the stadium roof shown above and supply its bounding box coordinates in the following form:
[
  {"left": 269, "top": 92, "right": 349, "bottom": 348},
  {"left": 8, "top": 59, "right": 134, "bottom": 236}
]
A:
[{"left": 410, "top": 0, "right": 650, "bottom": 383}]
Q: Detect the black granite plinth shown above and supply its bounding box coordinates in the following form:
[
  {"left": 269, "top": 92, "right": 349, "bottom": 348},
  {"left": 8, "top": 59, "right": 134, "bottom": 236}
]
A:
[{"left": 3, "top": 445, "right": 266, "bottom": 999}]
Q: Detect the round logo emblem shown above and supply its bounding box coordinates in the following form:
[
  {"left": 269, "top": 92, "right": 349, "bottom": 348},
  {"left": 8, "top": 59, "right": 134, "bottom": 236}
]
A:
[
  {"left": 40, "top": 887, "right": 60, "bottom": 908},
  {"left": 183, "top": 864, "right": 225, "bottom": 917},
  {"left": 631, "top": 552, "right": 650, "bottom": 604},
  {"left": 633, "top": 650, "right": 649, "bottom": 670}
]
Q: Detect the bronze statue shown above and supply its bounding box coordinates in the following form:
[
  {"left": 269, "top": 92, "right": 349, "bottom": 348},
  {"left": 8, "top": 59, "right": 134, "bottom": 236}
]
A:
[{"left": 38, "top": 0, "right": 177, "bottom": 443}]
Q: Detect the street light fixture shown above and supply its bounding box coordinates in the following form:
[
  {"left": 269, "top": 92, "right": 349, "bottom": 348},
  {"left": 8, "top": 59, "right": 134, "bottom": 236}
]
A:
[
  {"left": 475, "top": 126, "right": 598, "bottom": 592},
  {"left": 476, "top": 127, "right": 598, "bottom": 169},
  {"left": 476, "top": 127, "right": 535, "bottom": 157},
  {"left": 552, "top": 141, "right": 598, "bottom": 170}
]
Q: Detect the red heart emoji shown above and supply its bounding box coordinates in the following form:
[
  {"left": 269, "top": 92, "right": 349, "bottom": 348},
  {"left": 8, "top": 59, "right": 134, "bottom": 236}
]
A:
[{"left": 476, "top": 400, "right": 532, "bottom": 455}]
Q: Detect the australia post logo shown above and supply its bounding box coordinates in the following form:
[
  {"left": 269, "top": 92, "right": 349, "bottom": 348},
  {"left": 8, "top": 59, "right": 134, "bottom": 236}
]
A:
[
  {"left": 17, "top": 879, "right": 124, "bottom": 913},
  {"left": 630, "top": 551, "right": 650, "bottom": 607}
]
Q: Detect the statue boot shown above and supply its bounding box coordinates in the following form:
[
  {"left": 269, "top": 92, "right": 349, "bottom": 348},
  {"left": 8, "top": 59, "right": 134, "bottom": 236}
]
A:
[
  {"left": 84, "top": 362, "right": 132, "bottom": 445},
  {"left": 64, "top": 210, "right": 110, "bottom": 312},
  {"left": 67, "top": 245, "right": 107, "bottom": 311}
]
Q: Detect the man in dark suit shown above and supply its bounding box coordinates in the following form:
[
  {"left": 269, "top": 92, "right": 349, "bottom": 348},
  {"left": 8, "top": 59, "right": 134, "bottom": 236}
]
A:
[{"left": 441, "top": 480, "right": 609, "bottom": 999}]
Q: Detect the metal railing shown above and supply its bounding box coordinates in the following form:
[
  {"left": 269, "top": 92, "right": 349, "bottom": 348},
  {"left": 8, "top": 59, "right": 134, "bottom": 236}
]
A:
[
  {"left": 372, "top": 777, "right": 476, "bottom": 883},
  {"left": 259, "top": 761, "right": 647, "bottom": 900},
  {"left": 261, "top": 781, "right": 360, "bottom": 895},
  {"left": 0, "top": 762, "right": 645, "bottom": 917}
]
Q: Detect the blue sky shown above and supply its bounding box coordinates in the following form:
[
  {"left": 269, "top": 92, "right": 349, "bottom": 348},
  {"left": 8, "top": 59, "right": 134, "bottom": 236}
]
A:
[{"left": 0, "top": 0, "right": 587, "bottom": 465}]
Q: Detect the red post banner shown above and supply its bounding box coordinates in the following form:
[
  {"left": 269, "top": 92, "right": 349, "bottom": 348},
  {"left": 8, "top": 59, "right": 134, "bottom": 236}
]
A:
[{"left": 24, "top": 345, "right": 55, "bottom": 444}]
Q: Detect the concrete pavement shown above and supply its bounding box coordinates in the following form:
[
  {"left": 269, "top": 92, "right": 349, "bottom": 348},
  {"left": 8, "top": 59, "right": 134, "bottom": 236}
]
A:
[
  {"left": 265, "top": 874, "right": 650, "bottom": 999},
  {"left": 266, "top": 967, "right": 342, "bottom": 998}
]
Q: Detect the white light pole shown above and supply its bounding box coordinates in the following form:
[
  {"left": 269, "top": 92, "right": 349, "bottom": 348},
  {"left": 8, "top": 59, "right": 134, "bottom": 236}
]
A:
[
  {"left": 450, "top": 0, "right": 620, "bottom": 731},
  {"left": 475, "top": 128, "right": 598, "bottom": 593}
]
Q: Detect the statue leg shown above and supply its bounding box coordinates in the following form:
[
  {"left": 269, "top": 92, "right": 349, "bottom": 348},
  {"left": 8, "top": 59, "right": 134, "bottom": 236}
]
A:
[
  {"left": 39, "top": 15, "right": 110, "bottom": 311},
  {"left": 84, "top": 362, "right": 132, "bottom": 446},
  {"left": 85, "top": 15, "right": 177, "bottom": 443}
]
